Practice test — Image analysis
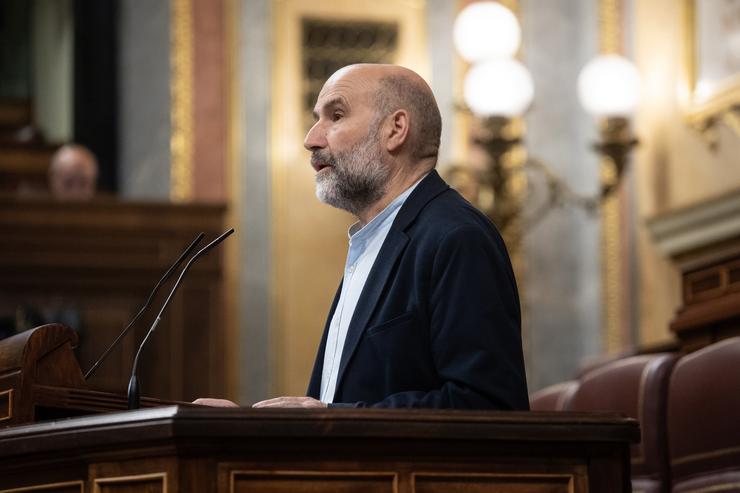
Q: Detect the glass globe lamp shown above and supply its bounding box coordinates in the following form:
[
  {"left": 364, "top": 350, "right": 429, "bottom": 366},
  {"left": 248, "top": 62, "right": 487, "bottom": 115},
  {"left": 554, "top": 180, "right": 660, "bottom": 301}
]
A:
[
  {"left": 463, "top": 58, "right": 534, "bottom": 117},
  {"left": 453, "top": 1, "right": 521, "bottom": 62},
  {"left": 578, "top": 54, "right": 640, "bottom": 117}
]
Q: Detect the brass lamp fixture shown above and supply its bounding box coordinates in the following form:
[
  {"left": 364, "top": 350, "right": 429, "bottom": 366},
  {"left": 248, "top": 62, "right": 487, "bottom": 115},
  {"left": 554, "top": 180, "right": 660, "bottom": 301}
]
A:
[
  {"left": 449, "top": 1, "right": 640, "bottom": 234},
  {"left": 578, "top": 54, "right": 641, "bottom": 199}
]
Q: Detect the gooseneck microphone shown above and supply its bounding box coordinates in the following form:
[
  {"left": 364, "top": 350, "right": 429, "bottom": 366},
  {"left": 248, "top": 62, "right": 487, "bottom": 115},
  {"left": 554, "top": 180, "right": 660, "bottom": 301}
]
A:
[
  {"left": 84, "top": 232, "right": 206, "bottom": 380},
  {"left": 127, "top": 228, "right": 235, "bottom": 410}
]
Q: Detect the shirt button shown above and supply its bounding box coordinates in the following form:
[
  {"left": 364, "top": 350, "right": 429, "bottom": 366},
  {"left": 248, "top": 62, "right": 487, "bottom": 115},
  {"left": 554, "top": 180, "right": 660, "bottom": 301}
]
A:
[{"left": 348, "top": 264, "right": 355, "bottom": 273}]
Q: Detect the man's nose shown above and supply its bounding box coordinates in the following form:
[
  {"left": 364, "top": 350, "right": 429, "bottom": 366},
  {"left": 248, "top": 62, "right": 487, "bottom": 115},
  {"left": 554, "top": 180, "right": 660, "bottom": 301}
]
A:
[{"left": 304, "top": 122, "right": 326, "bottom": 151}]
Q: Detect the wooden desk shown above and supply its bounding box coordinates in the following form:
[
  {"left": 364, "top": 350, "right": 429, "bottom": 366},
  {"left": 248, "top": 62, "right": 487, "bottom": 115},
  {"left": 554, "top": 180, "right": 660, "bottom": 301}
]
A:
[{"left": 0, "top": 406, "right": 638, "bottom": 493}]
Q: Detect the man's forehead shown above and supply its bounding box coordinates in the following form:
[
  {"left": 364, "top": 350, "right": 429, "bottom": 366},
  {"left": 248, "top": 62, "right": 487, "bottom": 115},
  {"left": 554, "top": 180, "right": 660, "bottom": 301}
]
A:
[
  {"left": 55, "top": 150, "right": 96, "bottom": 173},
  {"left": 315, "top": 68, "right": 377, "bottom": 108}
]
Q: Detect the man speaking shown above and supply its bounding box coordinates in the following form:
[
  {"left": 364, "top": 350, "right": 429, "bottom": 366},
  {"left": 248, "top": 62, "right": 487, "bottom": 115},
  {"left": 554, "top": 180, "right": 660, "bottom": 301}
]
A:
[{"left": 198, "top": 64, "right": 529, "bottom": 409}]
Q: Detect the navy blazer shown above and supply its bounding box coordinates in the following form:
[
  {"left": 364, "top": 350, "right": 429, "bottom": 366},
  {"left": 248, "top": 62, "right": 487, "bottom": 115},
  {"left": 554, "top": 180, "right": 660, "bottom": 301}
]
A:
[{"left": 307, "top": 170, "right": 529, "bottom": 409}]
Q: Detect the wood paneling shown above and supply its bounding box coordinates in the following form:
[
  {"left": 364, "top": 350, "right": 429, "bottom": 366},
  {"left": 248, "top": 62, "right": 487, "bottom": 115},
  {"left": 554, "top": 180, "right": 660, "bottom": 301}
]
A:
[
  {"left": 93, "top": 473, "right": 167, "bottom": 493},
  {"left": 413, "top": 473, "right": 574, "bottom": 493},
  {"left": 670, "top": 246, "right": 740, "bottom": 351},
  {"left": 0, "top": 197, "right": 228, "bottom": 402}
]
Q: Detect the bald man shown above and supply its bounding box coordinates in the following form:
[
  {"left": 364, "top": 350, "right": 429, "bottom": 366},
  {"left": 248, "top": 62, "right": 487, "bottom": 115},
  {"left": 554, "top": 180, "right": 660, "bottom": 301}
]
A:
[
  {"left": 198, "top": 64, "right": 528, "bottom": 409},
  {"left": 49, "top": 144, "right": 99, "bottom": 201}
]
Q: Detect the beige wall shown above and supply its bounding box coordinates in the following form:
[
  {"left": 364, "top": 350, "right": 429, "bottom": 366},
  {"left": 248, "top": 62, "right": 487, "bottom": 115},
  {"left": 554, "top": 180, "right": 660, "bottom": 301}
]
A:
[{"left": 634, "top": 0, "right": 740, "bottom": 344}]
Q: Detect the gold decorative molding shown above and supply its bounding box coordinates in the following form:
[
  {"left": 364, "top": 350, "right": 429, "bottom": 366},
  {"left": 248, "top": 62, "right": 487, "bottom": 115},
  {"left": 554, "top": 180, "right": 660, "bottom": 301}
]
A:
[
  {"left": 411, "top": 471, "right": 576, "bottom": 492},
  {"left": 601, "top": 177, "right": 624, "bottom": 354},
  {"left": 0, "top": 388, "right": 12, "bottom": 422},
  {"left": 599, "top": 0, "right": 627, "bottom": 353},
  {"left": 93, "top": 472, "right": 167, "bottom": 493},
  {"left": 170, "top": 0, "right": 194, "bottom": 202},
  {"left": 0, "top": 481, "right": 83, "bottom": 493},
  {"left": 599, "top": 0, "right": 621, "bottom": 54},
  {"left": 229, "top": 470, "right": 399, "bottom": 493},
  {"left": 682, "top": 0, "right": 740, "bottom": 145}
]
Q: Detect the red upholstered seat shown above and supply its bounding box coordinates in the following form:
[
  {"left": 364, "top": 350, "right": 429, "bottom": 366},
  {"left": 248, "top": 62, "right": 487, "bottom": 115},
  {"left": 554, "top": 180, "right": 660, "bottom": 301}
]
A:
[
  {"left": 529, "top": 381, "right": 579, "bottom": 411},
  {"left": 567, "top": 353, "right": 678, "bottom": 493},
  {"left": 668, "top": 337, "right": 740, "bottom": 493}
]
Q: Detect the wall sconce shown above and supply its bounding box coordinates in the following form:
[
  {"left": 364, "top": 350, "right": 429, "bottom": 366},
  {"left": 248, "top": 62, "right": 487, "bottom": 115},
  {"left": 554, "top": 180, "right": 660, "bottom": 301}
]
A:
[
  {"left": 578, "top": 54, "right": 640, "bottom": 197},
  {"left": 450, "top": 1, "right": 533, "bottom": 235},
  {"left": 449, "top": 1, "right": 640, "bottom": 233}
]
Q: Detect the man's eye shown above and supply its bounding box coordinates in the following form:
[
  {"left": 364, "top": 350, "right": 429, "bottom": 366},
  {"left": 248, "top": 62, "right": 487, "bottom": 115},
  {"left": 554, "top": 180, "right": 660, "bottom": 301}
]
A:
[{"left": 332, "top": 112, "right": 343, "bottom": 121}]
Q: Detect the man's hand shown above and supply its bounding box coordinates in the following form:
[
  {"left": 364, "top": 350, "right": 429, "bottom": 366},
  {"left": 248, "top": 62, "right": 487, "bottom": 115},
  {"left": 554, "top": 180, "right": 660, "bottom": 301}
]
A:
[
  {"left": 252, "top": 396, "right": 327, "bottom": 408},
  {"left": 192, "top": 398, "right": 239, "bottom": 407}
]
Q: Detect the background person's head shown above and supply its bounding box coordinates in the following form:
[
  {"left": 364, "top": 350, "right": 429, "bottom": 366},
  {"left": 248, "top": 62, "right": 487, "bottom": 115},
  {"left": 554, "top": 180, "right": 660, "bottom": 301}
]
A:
[
  {"left": 49, "top": 144, "right": 99, "bottom": 201},
  {"left": 304, "top": 64, "right": 441, "bottom": 218}
]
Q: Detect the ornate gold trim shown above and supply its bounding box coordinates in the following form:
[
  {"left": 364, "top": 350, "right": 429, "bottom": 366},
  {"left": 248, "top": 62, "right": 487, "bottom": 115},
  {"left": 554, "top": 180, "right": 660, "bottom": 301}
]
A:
[
  {"left": 0, "top": 388, "right": 13, "bottom": 422},
  {"left": 599, "top": 0, "right": 621, "bottom": 54},
  {"left": 599, "top": 0, "right": 626, "bottom": 353},
  {"left": 170, "top": 0, "right": 194, "bottom": 201},
  {"left": 601, "top": 191, "right": 623, "bottom": 353},
  {"left": 229, "top": 470, "right": 398, "bottom": 493},
  {"left": 0, "top": 481, "right": 83, "bottom": 493},
  {"left": 411, "top": 471, "right": 575, "bottom": 491},
  {"left": 682, "top": 0, "right": 740, "bottom": 141},
  {"left": 93, "top": 472, "right": 167, "bottom": 493}
]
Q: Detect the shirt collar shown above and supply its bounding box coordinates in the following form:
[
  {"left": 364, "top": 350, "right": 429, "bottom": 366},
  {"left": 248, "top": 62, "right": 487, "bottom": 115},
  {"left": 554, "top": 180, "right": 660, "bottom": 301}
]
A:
[{"left": 347, "top": 174, "right": 428, "bottom": 242}]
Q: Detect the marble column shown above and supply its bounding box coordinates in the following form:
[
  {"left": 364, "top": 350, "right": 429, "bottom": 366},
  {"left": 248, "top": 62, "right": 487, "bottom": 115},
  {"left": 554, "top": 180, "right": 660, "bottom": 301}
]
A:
[
  {"left": 118, "top": 0, "right": 171, "bottom": 199},
  {"left": 521, "top": 0, "right": 602, "bottom": 390}
]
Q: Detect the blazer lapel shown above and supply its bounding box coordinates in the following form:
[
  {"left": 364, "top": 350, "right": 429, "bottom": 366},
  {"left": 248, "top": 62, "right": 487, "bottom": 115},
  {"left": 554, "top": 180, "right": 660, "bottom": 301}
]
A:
[
  {"left": 334, "top": 228, "right": 408, "bottom": 391},
  {"left": 333, "top": 170, "right": 450, "bottom": 394}
]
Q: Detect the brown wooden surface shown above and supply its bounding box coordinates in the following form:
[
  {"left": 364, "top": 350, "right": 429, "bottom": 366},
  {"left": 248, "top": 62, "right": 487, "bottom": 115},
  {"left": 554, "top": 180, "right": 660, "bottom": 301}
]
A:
[
  {"left": 0, "top": 324, "right": 195, "bottom": 427},
  {"left": 0, "top": 197, "right": 228, "bottom": 402},
  {"left": 670, "top": 244, "right": 740, "bottom": 351},
  {"left": 0, "top": 406, "right": 639, "bottom": 493}
]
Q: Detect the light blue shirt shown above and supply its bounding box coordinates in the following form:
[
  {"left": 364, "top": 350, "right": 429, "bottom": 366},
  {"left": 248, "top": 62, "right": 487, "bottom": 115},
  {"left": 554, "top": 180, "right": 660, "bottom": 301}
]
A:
[{"left": 320, "top": 178, "right": 424, "bottom": 403}]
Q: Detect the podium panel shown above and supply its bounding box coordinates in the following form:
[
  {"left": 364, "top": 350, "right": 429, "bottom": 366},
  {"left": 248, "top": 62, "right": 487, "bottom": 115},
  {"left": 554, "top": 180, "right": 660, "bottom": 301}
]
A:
[{"left": 0, "top": 406, "right": 638, "bottom": 493}]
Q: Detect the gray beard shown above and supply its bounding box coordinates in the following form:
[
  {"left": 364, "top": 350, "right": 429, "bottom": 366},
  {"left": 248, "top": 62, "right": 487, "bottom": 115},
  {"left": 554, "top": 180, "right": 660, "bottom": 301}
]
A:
[{"left": 314, "top": 132, "right": 390, "bottom": 216}]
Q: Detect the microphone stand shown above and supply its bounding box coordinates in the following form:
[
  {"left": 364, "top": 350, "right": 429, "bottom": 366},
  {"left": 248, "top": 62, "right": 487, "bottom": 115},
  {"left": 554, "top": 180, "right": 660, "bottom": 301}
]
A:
[{"left": 127, "top": 228, "right": 234, "bottom": 410}]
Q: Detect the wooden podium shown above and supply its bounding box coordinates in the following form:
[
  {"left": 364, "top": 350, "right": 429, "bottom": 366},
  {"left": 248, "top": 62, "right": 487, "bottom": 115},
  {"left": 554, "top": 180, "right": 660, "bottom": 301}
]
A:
[
  {"left": 0, "top": 324, "right": 183, "bottom": 427},
  {"left": 0, "top": 325, "right": 639, "bottom": 493}
]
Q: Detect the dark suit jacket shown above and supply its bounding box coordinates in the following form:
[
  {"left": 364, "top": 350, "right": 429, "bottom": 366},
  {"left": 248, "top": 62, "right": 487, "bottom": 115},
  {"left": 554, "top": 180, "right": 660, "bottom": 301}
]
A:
[{"left": 306, "top": 170, "right": 529, "bottom": 409}]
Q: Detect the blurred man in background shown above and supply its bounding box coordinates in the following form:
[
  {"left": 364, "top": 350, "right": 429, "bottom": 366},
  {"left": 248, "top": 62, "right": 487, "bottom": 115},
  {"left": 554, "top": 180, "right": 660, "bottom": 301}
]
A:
[{"left": 48, "top": 144, "right": 98, "bottom": 201}]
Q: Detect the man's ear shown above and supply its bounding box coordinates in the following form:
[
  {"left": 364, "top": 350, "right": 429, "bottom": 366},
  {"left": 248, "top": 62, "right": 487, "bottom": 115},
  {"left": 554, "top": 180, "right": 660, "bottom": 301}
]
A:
[{"left": 385, "top": 109, "right": 410, "bottom": 153}]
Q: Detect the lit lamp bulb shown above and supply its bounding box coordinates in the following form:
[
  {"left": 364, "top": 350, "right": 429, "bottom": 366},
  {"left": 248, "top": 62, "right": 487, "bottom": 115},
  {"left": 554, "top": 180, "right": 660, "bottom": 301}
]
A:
[
  {"left": 453, "top": 1, "right": 521, "bottom": 62},
  {"left": 577, "top": 54, "right": 640, "bottom": 118},
  {"left": 577, "top": 54, "right": 640, "bottom": 197},
  {"left": 463, "top": 58, "right": 534, "bottom": 117}
]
